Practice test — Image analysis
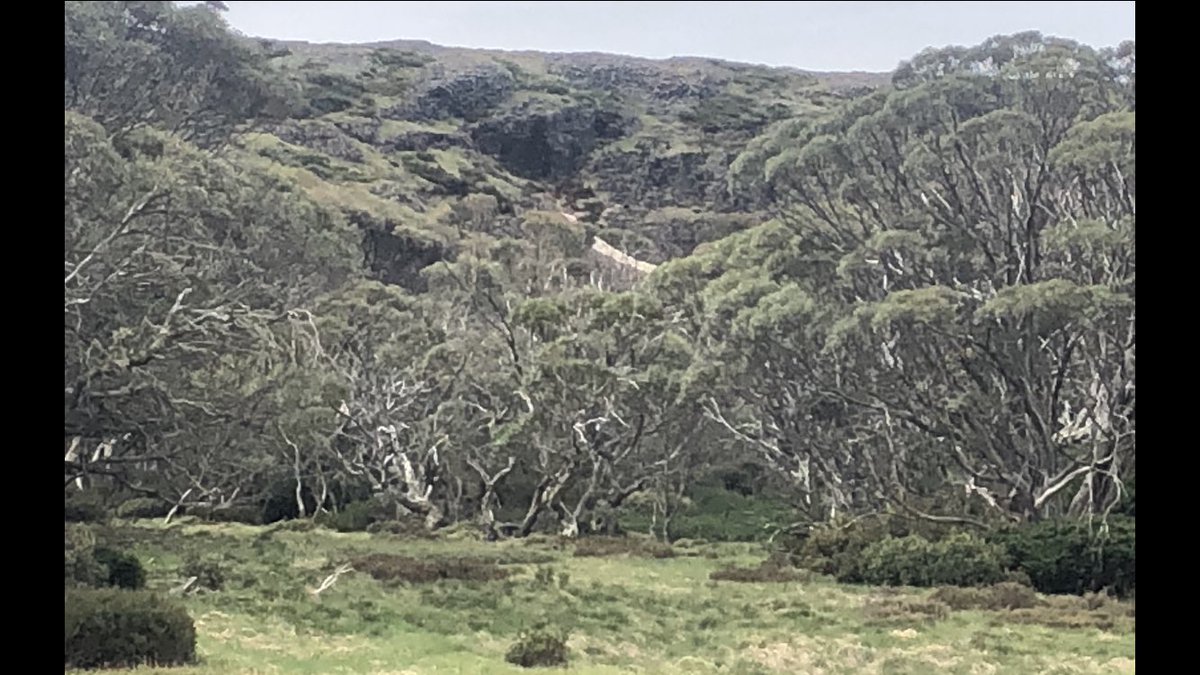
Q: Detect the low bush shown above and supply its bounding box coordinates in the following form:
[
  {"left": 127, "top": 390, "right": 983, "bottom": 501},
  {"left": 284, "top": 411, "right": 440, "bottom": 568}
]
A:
[
  {"left": 65, "top": 492, "right": 109, "bottom": 523},
  {"left": 115, "top": 498, "right": 171, "bottom": 520},
  {"left": 573, "top": 536, "right": 675, "bottom": 559},
  {"left": 350, "top": 554, "right": 510, "bottom": 583},
  {"left": 505, "top": 626, "right": 570, "bottom": 668},
  {"left": 93, "top": 547, "right": 146, "bottom": 590},
  {"left": 316, "top": 499, "right": 390, "bottom": 532},
  {"left": 987, "top": 516, "right": 1134, "bottom": 597},
  {"left": 180, "top": 554, "right": 226, "bottom": 591},
  {"left": 65, "top": 588, "right": 196, "bottom": 669},
  {"left": 930, "top": 582, "right": 1039, "bottom": 611},
  {"left": 860, "top": 533, "right": 1006, "bottom": 587},
  {"left": 65, "top": 524, "right": 106, "bottom": 588}
]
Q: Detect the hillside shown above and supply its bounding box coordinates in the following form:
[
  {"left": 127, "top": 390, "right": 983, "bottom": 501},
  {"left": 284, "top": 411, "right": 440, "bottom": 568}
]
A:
[{"left": 236, "top": 38, "right": 888, "bottom": 285}]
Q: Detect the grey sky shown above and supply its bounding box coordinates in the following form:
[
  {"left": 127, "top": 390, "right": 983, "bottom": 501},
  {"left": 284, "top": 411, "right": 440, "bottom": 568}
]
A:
[{"left": 208, "top": 1, "right": 1135, "bottom": 72}]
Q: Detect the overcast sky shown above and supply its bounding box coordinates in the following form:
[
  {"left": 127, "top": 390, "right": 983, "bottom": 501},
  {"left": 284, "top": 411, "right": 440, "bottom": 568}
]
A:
[{"left": 202, "top": 1, "right": 1135, "bottom": 72}]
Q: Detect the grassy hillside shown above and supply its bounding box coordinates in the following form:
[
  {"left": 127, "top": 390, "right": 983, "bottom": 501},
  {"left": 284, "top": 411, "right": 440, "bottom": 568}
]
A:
[
  {"left": 226, "top": 38, "right": 887, "bottom": 277},
  {"left": 69, "top": 520, "right": 1134, "bottom": 675}
]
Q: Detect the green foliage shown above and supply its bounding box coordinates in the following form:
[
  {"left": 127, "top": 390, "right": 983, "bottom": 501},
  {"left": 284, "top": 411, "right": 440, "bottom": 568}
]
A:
[
  {"left": 65, "top": 524, "right": 107, "bottom": 588},
  {"left": 65, "top": 492, "right": 109, "bottom": 523},
  {"left": 505, "top": 626, "right": 570, "bottom": 668},
  {"left": 622, "top": 486, "right": 796, "bottom": 542},
  {"left": 859, "top": 533, "right": 1007, "bottom": 588},
  {"left": 988, "top": 517, "right": 1135, "bottom": 597},
  {"left": 181, "top": 554, "right": 227, "bottom": 591},
  {"left": 316, "top": 500, "right": 392, "bottom": 532},
  {"left": 65, "top": 588, "right": 196, "bottom": 669},
  {"left": 93, "top": 546, "right": 147, "bottom": 590}
]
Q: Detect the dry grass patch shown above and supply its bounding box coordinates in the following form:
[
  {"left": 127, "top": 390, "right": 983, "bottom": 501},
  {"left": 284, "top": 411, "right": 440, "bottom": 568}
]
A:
[
  {"left": 572, "top": 536, "right": 675, "bottom": 559},
  {"left": 710, "top": 558, "right": 812, "bottom": 583},
  {"left": 862, "top": 596, "right": 950, "bottom": 626},
  {"left": 930, "top": 582, "right": 1040, "bottom": 611},
  {"left": 349, "top": 553, "right": 510, "bottom": 583}
]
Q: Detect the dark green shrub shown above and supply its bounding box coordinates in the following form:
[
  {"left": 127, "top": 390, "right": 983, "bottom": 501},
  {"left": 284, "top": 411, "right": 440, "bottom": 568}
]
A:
[
  {"left": 860, "top": 533, "right": 1006, "bottom": 587},
  {"left": 65, "top": 588, "right": 196, "bottom": 669},
  {"left": 505, "top": 626, "right": 569, "bottom": 668},
  {"left": 180, "top": 554, "right": 226, "bottom": 591},
  {"left": 65, "top": 492, "right": 109, "bottom": 523},
  {"left": 316, "top": 499, "right": 390, "bottom": 532},
  {"left": 115, "top": 497, "right": 171, "bottom": 520},
  {"left": 93, "top": 547, "right": 146, "bottom": 590},
  {"left": 988, "top": 516, "right": 1135, "bottom": 597},
  {"left": 794, "top": 517, "right": 894, "bottom": 582}
]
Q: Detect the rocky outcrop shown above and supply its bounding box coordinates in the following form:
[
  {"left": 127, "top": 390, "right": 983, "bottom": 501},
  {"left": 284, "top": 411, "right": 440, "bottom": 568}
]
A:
[
  {"left": 470, "top": 103, "right": 628, "bottom": 181},
  {"left": 266, "top": 120, "right": 365, "bottom": 163},
  {"left": 387, "top": 65, "right": 517, "bottom": 122}
]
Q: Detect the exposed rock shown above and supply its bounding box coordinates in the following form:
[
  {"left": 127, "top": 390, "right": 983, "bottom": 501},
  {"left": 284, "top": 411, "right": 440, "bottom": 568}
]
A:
[
  {"left": 471, "top": 103, "right": 629, "bottom": 181},
  {"left": 266, "top": 120, "right": 365, "bottom": 163},
  {"left": 388, "top": 65, "right": 517, "bottom": 122}
]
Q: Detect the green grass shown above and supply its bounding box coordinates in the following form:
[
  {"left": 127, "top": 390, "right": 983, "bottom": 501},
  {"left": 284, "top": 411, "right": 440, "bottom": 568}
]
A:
[{"left": 68, "top": 520, "right": 1134, "bottom": 674}]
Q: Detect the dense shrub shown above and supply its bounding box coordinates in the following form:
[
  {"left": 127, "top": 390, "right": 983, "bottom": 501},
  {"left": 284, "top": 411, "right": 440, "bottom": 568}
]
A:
[
  {"left": 620, "top": 486, "right": 795, "bottom": 542},
  {"left": 93, "top": 547, "right": 147, "bottom": 590},
  {"left": 573, "top": 536, "right": 675, "bottom": 559},
  {"left": 350, "top": 554, "right": 510, "bottom": 583},
  {"left": 180, "top": 554, "right": 226, "bottom": 591},
  {"left": 65, "top": 589, "right": 196, "bottom": 669},
  {"left": 792, "top": 518, "right": 892, "bottom": 582},
  {"left": 316, "top": 499, "right": 391, "bottom": 532},
  {"left": 505, "top": 627, "right": 569, "bottom": 668},
  {"left": 860, "top": 533, "right": 1006, "bottom": 587},
  {"left": 987, "top": 516, "right": 1135, "bottom": 597},
  {"left": 65, "top": 492, "right": 109, "bottom": 523},
  {"left": 65, "top": 524, "right": 106, "bottom": 588},
  {"left": 115, "top": 498, "right": 171, "bottom": 520}
]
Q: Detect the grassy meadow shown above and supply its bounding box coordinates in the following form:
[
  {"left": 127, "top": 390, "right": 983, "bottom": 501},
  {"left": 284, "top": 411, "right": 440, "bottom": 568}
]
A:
[{"left": 68, "top": 519, "right": 1134, "bottom": 675}]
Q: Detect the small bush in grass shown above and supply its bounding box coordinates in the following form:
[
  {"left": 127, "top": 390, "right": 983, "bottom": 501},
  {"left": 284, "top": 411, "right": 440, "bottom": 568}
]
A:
[
  {"left": 115, "top": 498, "right": 171, "bottom": 520},
  {"left": 931, "top": 582, "right": 1039, "bottom": 611},
  {"left": 93, "top": 547, "right": 146, "bottom": 590},
  {"left": 350, "top": 554, "right": 510, "bottom": 583},
  {"left": 65, "top": 588, "right": 196, "bottom": 669},
  {"left": 505, "top": 626, "right": 569, "bottom": 668},
  {"left": 573, "top": 536, "right": 675, "bottom": 559},
  {"left": 180, "top": 554, "right": 226, "bottom": 591}
]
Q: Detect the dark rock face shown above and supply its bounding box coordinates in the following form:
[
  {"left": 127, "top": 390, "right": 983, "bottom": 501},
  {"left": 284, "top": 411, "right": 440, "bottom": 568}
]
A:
[
  {"left": 388, "top": 65, "right": 517, "bottom": 122},
  {"left": 471, "top": 104, "right": 629, "bottom": 181},
  {"left": 384, "top": 130, "right": 472, "bottom": 152},
  {"left": 350, "top": 210, "right": 448, "bottom": 292},
  {"left": 267, "top": 121, "right": 365, "bottom": 163}
]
